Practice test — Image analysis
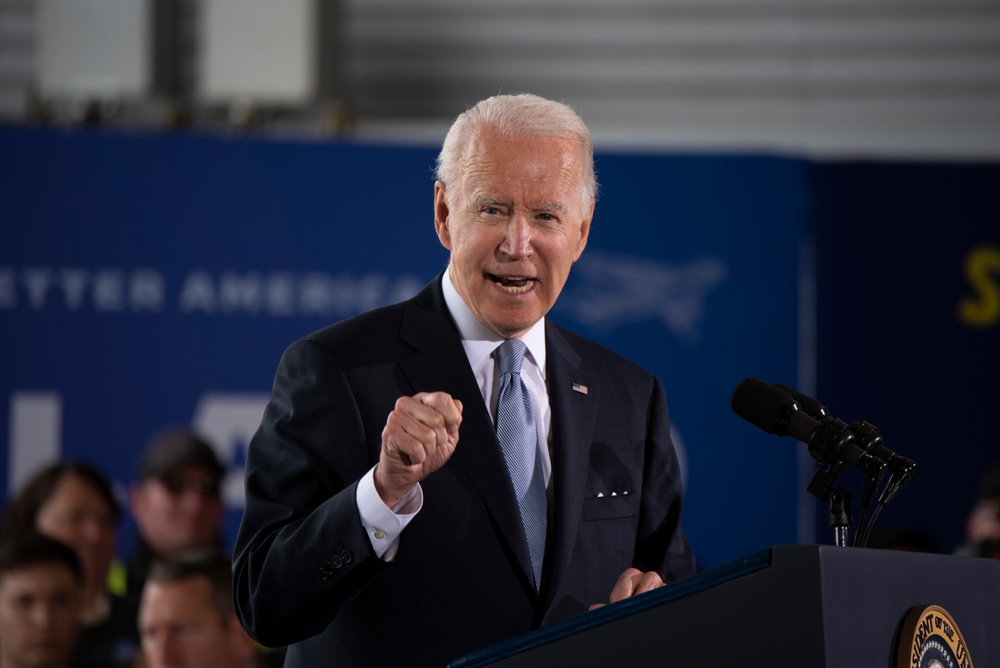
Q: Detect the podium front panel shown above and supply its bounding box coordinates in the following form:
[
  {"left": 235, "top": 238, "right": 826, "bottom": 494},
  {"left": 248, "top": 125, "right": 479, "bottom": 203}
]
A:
[{"left": 449, "top": 545, "right": 1000, "bottom": 668}]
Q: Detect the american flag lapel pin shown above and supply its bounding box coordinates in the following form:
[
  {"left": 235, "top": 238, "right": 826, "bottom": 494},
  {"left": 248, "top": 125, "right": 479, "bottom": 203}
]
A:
[{"left": 572, "top": 383, "right": 589, "bottom": 395}]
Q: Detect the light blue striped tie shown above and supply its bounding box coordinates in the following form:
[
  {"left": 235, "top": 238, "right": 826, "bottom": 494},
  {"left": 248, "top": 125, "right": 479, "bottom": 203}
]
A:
[{"left": 495, "top": 339, "right": 547, "bottom": 591}]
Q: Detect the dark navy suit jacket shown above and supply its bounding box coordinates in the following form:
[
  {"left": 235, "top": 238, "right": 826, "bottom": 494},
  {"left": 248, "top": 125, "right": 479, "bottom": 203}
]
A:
[{"left": 233, "top": 276, "right": 694, "bottom": 667}]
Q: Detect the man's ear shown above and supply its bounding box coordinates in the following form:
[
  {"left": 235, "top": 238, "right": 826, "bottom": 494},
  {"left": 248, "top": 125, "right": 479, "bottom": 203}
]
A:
[
  {"left": 434, "top": 181, "right": 452, "bottom": 250},
  {"left": 572, "top": 199, "right": 595, "bottom": 262}
]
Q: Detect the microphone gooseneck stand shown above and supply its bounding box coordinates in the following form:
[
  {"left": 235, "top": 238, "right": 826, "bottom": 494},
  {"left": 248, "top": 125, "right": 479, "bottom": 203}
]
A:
[
  {"left": 768, "top": 380, "right": 918, "bottom": 548},
  {"left": 815, "top": 432, "right": 917, "bottom": 548},
  {"left": 828, "top": 489, "right": 853, "bottom": 548},
  {"left": 731, "top": 377, "right": 918, "bottom": 549},
  {"left": 804, "top": 436, "right": 900, "bottom": 548}
]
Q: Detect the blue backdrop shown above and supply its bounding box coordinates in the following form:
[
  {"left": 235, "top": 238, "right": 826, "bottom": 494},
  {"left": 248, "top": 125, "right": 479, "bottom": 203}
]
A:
[
  {"left": 4, "top": 126, "right": 993, "bottom": 571},
  {"left": 812, "top": 160, "right": 1000, "bottom": 553}
]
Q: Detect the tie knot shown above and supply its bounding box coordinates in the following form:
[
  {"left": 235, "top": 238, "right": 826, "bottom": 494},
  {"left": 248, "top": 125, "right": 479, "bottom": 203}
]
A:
[{"left": 496, "top": 339, "right": 527, "bottom": 376}]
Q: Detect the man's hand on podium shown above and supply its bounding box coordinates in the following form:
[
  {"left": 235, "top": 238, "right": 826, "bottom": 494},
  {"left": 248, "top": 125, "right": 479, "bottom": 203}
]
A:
[{"left": 588, "top": 567, "right": 665, "bottom": 611}]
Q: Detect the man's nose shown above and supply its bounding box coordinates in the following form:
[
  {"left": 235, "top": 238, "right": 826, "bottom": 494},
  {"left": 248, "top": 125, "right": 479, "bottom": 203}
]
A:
[
  {"left": 149, "top": 634, "right": 179, "bottom": 668},
  {"left": 31, "top": 602, "right": 54, "bottom": 627},
  {"left": 500, "top": 215, "right": 533, "bottom": 258}
]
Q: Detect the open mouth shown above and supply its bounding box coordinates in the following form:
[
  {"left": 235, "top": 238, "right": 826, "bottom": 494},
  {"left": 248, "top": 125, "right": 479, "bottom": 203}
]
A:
[{"left": 488, "top": 274, "right": 535, "bottom": 294}]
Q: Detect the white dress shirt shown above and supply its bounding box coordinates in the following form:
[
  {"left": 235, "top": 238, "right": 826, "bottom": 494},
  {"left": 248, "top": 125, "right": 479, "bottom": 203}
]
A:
[{"left": 356, "top": 267, "right": 552, "bottom": 560}]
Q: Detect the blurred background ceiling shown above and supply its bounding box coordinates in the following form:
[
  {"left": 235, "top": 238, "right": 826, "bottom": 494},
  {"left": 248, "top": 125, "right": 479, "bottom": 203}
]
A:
[{"left": 1, "top": 0, "right": 999, "bottom": 159}]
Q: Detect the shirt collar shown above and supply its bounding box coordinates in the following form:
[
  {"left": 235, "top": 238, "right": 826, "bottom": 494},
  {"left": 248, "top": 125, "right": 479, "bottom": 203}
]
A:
[{"left": 442, "top": 266, "right": 547, "bottom": 376}]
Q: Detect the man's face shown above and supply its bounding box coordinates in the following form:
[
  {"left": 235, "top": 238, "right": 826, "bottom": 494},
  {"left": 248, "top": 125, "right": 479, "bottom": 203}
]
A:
[
  {"left": 139, "top": 577, "right": 250, "bottom": 668},
  {"left": 35, "top": 473, "right": 116, "bottom": 599},
  {"left": 129, "top": 464, "right": 223, "bottom": 558},
  {"left": 968, "top": 498, "right": 1000, "bottom": 545},
  {"left": 435, "top": 131, "right": 593, "bottom": 339},
  {"left": 0, "top": 564, "right": 80, "bottom": 668}
]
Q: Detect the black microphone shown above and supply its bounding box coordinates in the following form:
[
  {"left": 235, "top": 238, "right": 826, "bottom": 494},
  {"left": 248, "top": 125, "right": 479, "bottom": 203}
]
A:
[
  {"left": 774, "top": 384, "right": 917, "bottom": 482},
  {"left": 774, "top": 383, "right": 828, "bottom": 419},
  {"left": 731, "top": 377, "right": 886, "bottom": 478}
]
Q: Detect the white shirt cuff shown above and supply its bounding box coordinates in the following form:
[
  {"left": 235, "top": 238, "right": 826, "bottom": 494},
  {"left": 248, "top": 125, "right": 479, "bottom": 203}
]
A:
[{"left": 356, "top": 466, "right": 422, "bottom": 561}]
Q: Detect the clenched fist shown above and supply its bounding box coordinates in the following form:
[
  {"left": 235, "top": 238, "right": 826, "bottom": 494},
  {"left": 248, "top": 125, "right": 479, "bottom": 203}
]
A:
[{"left": 374, "top": 391, "right": 463, "bottom": 507}]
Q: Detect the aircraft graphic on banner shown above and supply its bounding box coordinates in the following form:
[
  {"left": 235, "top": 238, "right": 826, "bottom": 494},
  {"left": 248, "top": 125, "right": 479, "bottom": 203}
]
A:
[{"left": 558, "top": 252, "right": 728, "bottom": 344}]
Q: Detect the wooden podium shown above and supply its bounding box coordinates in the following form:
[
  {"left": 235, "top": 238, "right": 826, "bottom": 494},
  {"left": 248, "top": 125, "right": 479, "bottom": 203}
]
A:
[{"left": 448, "top": 545, "right": 1000, "bottom": 667}]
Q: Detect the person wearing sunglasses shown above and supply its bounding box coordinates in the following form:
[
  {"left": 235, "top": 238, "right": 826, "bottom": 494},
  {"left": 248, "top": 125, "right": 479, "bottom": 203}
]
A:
[{"left": 125, "top": 430, "right": 225, "bottom": 621}]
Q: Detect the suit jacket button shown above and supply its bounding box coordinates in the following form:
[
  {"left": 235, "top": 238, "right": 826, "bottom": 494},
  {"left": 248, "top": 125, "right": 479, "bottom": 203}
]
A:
[
  {"left": 332, "top": 555, "right": 343, "bottom": 568},
  {"left": 341, "top": 550, "right": 352, "bottom": 564}
]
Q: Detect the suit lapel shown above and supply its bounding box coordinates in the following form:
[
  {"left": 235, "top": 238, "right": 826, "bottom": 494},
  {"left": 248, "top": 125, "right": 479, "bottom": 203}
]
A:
[
  {"left": 397, "top": 278, "right": 538, "bottom": 596},
  {"left": 542, "top": 324, "right": 598, "bottom": 608}
]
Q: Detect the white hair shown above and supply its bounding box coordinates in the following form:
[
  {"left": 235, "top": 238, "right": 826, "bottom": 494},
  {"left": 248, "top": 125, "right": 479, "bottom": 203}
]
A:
[{"left": 435, "top": 93, "right": 597, "bottom": 206}]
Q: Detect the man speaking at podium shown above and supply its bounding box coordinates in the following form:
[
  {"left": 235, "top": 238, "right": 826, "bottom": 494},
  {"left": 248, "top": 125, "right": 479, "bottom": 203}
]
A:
[{"left": 233, "top": 93, "right": 696, "bottom": 667}]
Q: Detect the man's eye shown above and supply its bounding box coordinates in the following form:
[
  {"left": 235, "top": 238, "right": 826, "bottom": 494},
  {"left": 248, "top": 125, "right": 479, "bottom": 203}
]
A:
[{"left": 483, "top": 207, "right": 501, "bottom": 215}]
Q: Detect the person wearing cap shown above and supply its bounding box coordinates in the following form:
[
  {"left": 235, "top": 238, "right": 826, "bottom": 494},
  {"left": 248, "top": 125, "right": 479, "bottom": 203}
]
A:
[{"left": 124, "top": 430, "right": 225, "bottom": 614}]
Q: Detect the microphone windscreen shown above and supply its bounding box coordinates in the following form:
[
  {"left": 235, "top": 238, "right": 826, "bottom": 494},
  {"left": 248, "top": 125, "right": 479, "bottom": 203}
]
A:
[
  {"left": 730, "top": 377, "right": 794, "bottom": 435},
  {"left": 774, "top": 383, "right": 825, "bottom": 417}
]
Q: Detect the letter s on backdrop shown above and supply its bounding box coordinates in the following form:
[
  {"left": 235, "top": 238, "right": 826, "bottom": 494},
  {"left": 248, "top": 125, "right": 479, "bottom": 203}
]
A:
[{"left": 958, "top": 245, "right": 1000, "bottom": 329}]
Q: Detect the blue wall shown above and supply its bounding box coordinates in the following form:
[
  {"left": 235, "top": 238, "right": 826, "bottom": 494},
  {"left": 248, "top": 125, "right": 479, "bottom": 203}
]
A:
[
  {"left": 2, "top": 126, "right": 995, "bottom": 569},
  {"left": 811, "top": 160, "right": 1000, "bottom": 553}
]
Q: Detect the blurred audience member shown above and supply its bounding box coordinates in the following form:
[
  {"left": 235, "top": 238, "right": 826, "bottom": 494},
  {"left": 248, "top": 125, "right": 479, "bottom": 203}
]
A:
[
  {"left": 2, "top": 461, "right": 139, "bottom": 667},
  {"left": 954, "top": 462, "right": 1000, "bottom": 561},
  {"left": 138, "top": 553, "right": 258, "bottom": 668},
  {"left": 125, "top": 430, "right": 225, "bottom": 611},
  {"left": 0, "top": 533, "right": 83, "bottom": 668}
]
